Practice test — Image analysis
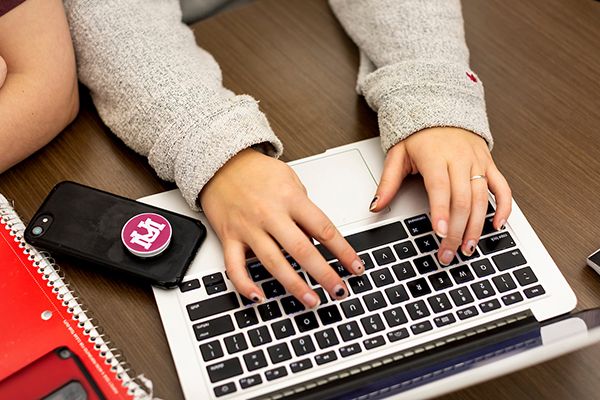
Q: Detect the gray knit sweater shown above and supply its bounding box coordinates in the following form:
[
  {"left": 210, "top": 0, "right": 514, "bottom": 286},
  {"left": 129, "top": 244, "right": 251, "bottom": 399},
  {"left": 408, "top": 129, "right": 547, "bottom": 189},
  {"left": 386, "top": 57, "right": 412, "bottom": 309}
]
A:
[{"left": 63, "top": 0, "right": 491, "bottom": 210}]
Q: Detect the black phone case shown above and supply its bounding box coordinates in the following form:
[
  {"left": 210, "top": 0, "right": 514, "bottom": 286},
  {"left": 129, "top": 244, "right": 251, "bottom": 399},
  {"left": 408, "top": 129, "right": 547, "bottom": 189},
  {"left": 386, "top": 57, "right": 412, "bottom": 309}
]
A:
[{"left": 24, "top": 181, "right": 206, "bottom": 288}]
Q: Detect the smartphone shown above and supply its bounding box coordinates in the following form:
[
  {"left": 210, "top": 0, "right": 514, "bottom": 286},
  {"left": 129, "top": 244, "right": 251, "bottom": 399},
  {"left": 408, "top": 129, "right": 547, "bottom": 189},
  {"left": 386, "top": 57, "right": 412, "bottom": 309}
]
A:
[{"left": 25, "top": 181, "right": 206, "bottom": 288}]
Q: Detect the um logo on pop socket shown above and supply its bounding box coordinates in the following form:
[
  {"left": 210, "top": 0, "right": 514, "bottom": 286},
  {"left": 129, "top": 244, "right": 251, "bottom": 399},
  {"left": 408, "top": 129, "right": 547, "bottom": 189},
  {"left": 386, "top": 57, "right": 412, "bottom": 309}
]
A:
[{"left": 121, "top": 213, "right": 172, "bottom": 257}]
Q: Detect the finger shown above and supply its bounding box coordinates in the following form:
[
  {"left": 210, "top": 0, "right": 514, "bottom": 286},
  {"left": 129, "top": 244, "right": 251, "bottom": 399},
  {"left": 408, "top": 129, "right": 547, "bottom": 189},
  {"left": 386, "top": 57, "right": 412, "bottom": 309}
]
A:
[
  {"left": 291, "top": 199, "right": 363, "bottom": 276},
  {"left": 487, "top": 163, "right": 512, "bottom": 229},
  {"left": 460, "top": 168, "right": 489, "bottom": 256},
  {"left": 265, "top": 216, "right": 350, "bottom": 300},
  {"left": 439, "top": 161, "right": 472, "bottom": 265},
  {"left": 224, "top": 239, "right": 266, "bottom": 303},
  {"left": 419, "top": 159, "right": 451, "bottom": 239},
  {"left": 370, "top": 144, "right": 410, "bottom": 212},
  {"left": 247, "top": 230, "right": 321, "bottom": 308}
]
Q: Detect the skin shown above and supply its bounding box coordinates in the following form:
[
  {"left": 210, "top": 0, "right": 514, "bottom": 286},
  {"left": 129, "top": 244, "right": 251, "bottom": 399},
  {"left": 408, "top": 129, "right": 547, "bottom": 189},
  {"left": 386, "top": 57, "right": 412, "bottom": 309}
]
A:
[
  {"left": 0, "top": 55, "right": 6, "bottom": 88},
  {"left": 0, "top": 0, "right": 79, "bottom": 173},
  {"left": 200, "top": 128, "right": 511, "bottom": 308}
]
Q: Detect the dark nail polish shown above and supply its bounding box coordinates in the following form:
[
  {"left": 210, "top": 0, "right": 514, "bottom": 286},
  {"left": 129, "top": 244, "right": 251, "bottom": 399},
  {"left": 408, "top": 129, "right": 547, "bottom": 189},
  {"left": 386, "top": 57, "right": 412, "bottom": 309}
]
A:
[
  {"left": 469, "top": 244, "right": 475, "bottom": 253},
  {"left": 369, "top": 196, "right": 379, "bottom": 211},
  {"left": 335, "top": 287, "right": 345, "bottom": 298},
  {"left": 252, "top": 296, "right": 260, "bottom": 302}
]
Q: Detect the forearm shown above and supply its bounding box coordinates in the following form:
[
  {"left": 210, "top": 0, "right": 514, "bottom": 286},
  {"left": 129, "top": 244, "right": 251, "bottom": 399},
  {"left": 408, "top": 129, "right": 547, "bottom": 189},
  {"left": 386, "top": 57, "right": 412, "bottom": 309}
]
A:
[
  {"left": 329, "top": 0, "right": 492, "bottom": 151},
  {"left": 64, "top": 0, "right": 283, "bottom": 209}
]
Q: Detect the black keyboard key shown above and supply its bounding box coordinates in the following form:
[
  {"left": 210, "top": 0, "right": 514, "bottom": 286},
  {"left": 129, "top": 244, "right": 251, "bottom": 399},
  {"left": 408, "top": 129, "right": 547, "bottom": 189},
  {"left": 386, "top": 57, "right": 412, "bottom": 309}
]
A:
[
  {"left": 363, "top": 292, "right": 387, "bottom": 311},
  {"left": 392, "top": 262, "right": 416, "bottom": 281},
  {"left": 414, "top": 255, "right": 438, "bottom": 274},
  {"left": 330, "top": 261, "right": 351, "bottom": 278},
  {"left": 203, "top": 272, "right": 224, "bottom": 287},
  {"left": 383, "top": 306, "right": 408, "bottom": 327},
  {"left": 286, "top": 255, "right": 301, "bottom": 270},
  {"left": 341, "top": 298, "right": 365, "bottom": 318},
  {"left": 214, "top": 382, "right": 236, "bottom": 397},
  {"left": 272, "top": 319, "right": 295, "bottom": 339},
  {"left": 405, "top": 214, "right": 432, "bottom": 236},
  {"left": 207, "top": 358, "right": 243, "bottom": 383},
  {"left": 316, "top": 222, "right": 408, "bottom": 261},
  {"left": 308, "top": 273, "right": 318, "bottom": 286},
  {"left": 314, "top": 287, "right": 329, "bottom": 305},
  {"left": 248, "top": 326, "right": 272, "bottom": 347},
  {"left": 224, "top": 333, "right": 248, "bottom": 354},
  {"left": 280, "top": 296, "right": 305, "bottom": 314},
  {"left": 487, "top": 201, "right": 495, "bottom": 215},
  {"left": 295, "top": 311, "right": 319, "bottom": 332},
  {"left": 194, "top": 315, "right": 235, "bottom": 342},
  {"left": 371, "top": 267, "right": 395, "bottom": 287},
  {"left": 428, "top": 270, "right": 453, "bottom": 291},
  {"left": 492, "top": 273, "right": 517, "bottom": 292},
  {"left": 358, "top": 252, "right": 375, "bottom": 270},
  {"left": 406, "top": 277, "right": 432, "bottom": 298},
  {"left": 290, "top": 358, "right": 312, "bottom": 374},
  {"left": 247, "top": 261, "right": 272, "bottom": 282},
  {"left": 481, "top": 216, "right": 496, "bottom": 236},
  {"left": 427, "top": 293, "right": 452, "bottom": 313},
  {"left": 348, "top": 275, "right": 373, "bottom": 294},
  {"left": 385, "top": 284, "right": 409, "bottom": 304},
  {"left": 360, "top": 314, "right": 385, "bottom": 334},
  {"left": 234, "top": 308, "right": 258, "bottom": 329},
  {"left": 433, "top": 313, "right": 456, "bottom": 327},
  {"left": 258, "top": 301, "right": 282, "bottom": 321},
  {"left": 373, "top": 246, "right": 397, "bottom": 266},
  {"left": 458, "top": 248, "right": 481, "bottom": 262},
  {"left": 339, "top": 343, "right": 362, "bottom": 357},
  {"left": 414, "top": 234, "right": 438, "bottom": 254},
  {"left": 291, "top": 335, "right": 316, "bottom": 356},
  {"left": 492, "top": 249, "right": 527, "bottom": 271},
  {"left": 240, "top": 375, "right": 262, "bottom": 389},
  {"left": 268, "top": 343, "right": 292, "bottom": 364},
  {"left": 411, "top": 321, "right": 433, "bottom": 335},
  {"left": 205, "top": 282, "right": 227, "bottom": 295},
  {"left": 393, "top": 241, "right": 418, "bottom": 260},
  {"left": 290, "top": 358, "right": 313, "bottom": 373},
  {"left": 262, "top": 280, "right": 286, "bottom": 299},
  {"left": 471, "top": 259, "right": 495, "bottom": 278},
  {"left": 449, "top": 287, "right": 474, "bottom": 306},
  {"left": 200, "top": 341, "right": 224, "bottom": 362},
  {"left": 318, "top": 305, "right": 343, "bottom": 325},
  {"left": 387, "top": 328, "right": 410, "bottom": 342},
  {"left": 338, "top": 321, "right": 363, "bottom": 341},
  {"left": 315, "top": 328, "right": 340, "bottom": 349},
  {"left": 524, "top": 285, "right": 546, "bottom": 298},
  {"left": 315, "top": 351, "right": 337, "bottom": 365},
  {"left": 450, "top": 265, "right": 475, "bottom": 284},
  {"left": 265, "top": 366, "right": 288, "bottom": 381},
  {"left": 364, "top": 335, "right": 386, "bottom": 350},
  {"left": 479, "top": 232, "right": 516, "bottom": 255},
  {"left": 501, "top": 292, "right": 524, "bottom": 305},
  {"left": 180, "top": 279, "right": 200, "bottom": 293},
  {"left": 244, "top": 350, "right": 267, "bottom": 371},
  {"left": 514, "top": 267, "right": 538, "bottom": 287},
  {"left": 471, "top": 280, "right": 496, "bottom": 299},
  {"left": 406, "top": 300, "right": 431, "bottom": 320},
  {"left": 456, "top": 306, "right": 479, "bottom": 320},
  {"left": 187, "top": 292, "right": 240, "bottom": 321},
  {"left": 479, "top": 299, "right": 501, "bottom": 313},
  {"left": 240, "top": 295, "right": 254, "bottom": 306}
]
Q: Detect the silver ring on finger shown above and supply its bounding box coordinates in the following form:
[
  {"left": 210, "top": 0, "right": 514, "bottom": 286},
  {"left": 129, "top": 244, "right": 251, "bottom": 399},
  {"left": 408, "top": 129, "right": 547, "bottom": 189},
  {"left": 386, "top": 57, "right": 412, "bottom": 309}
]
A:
[{"left": 470, "top": 175, "right": 487, "bottom": 182}]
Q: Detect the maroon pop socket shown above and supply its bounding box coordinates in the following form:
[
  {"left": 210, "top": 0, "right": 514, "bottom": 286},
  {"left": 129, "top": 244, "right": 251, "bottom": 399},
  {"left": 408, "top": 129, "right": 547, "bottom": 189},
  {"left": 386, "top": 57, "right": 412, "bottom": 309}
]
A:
[{"left": 121, "top": 213, "right": 172, "bottom": 258}]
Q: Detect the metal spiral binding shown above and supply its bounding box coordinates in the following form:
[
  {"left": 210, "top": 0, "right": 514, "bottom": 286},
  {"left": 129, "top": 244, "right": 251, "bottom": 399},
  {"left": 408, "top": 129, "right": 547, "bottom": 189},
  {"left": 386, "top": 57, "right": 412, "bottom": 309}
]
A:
[{"left": 0, "top": 197, "right": 155, "bottom": 399}]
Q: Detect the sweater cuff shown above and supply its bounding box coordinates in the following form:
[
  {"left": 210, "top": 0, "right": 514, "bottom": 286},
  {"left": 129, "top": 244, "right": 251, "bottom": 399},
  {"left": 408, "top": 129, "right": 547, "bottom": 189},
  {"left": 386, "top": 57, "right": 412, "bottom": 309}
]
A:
[
  {"left": 359, "top": 61, "right": 493, "bottom": 153},
  {"left": 153, "top": 95, "right": 283, "bottom": 210}
]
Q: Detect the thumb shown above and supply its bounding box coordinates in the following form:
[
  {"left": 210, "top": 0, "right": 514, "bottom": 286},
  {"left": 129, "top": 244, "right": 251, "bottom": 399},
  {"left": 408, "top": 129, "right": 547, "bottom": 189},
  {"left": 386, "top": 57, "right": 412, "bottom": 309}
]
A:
[{"left": 370, "top": 144, "right": 410, "bottom": 212}]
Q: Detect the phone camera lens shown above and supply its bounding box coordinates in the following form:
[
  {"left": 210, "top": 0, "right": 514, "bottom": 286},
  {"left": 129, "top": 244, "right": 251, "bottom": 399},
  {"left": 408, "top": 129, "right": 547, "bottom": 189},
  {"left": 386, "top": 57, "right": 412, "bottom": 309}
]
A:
[{"left": 32, "top": 226, "right": 43, "bottom": 236}]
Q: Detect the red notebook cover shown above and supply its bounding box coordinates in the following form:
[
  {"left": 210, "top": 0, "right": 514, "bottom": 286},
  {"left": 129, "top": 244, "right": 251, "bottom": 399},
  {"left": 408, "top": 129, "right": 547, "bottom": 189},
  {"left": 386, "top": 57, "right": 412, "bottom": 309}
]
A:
[{"left": 0, "top": 196, "right": 152, "bottom": 399}]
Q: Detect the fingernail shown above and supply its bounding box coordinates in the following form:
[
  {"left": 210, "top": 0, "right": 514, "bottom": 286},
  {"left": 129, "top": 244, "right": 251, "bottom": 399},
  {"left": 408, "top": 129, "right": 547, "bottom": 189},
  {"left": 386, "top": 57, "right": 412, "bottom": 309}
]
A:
[
  {"left": 302, "top": 292, "right": 320, "bottom": 309},
  {"left": 436, "top": 220, "right": 448, "bottom": 238},
  {"left": 440, "top": 250, "right": 454, "bottom": 265},
  {"left": 369, "top": 195, "right": 379, "bottom": 212},
  {"left": 333, "top": 284, "right": 347, "bottom": 299},
  {"left": 497, "top": 219, "right": 506, "bottom": 231},
  {"left": 351, "top": 258, "right": 364, "bottom": 275},
  {"left": 463, "top": 240, "right": 477, "bottom": 256},
  {"left": 250, "top": 292, "right": 265, "bottom": 304}
]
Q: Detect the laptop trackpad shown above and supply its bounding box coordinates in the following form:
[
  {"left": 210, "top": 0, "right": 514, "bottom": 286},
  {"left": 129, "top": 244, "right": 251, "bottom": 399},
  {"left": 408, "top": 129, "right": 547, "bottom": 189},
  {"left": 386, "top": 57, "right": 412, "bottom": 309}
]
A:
[{"left": 291, "top": 149, "right": 382, "bottom": 227}]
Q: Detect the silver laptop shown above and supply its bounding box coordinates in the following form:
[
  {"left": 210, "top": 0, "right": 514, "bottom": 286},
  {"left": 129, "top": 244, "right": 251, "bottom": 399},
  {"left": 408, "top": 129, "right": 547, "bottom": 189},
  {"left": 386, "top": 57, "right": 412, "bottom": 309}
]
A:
[{"left": 141, "top": 137, "right": 593, "bottom": 399}]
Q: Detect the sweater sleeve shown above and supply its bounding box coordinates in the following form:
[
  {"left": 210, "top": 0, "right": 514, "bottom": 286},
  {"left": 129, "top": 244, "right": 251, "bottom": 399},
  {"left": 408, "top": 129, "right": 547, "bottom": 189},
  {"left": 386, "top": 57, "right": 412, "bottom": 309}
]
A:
[
  {"left": 63, "top": 0, "right": 283, "bottom": 210},
  {"left": 329, "top": 0, "right": 493, "bottom": 152}
]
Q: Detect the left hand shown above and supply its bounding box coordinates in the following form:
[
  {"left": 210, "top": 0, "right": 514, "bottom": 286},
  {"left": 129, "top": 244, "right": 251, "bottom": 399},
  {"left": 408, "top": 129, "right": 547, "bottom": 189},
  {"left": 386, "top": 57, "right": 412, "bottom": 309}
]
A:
[{"left": 369, "top": 127, "right": 512, "bottom": 265}]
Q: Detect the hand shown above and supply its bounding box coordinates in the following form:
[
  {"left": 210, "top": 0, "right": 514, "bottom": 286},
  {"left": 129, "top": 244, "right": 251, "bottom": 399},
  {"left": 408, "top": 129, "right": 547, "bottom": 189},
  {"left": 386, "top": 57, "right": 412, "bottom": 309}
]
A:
[
  {"left": 0, "top": 55, "right": 6, "bottom": 88},
  {"left": 200, "top": 148, "right": 364, "bottom": 308},
  {"left": 369, "top": 127, "right": 511, "bottom": 265}
]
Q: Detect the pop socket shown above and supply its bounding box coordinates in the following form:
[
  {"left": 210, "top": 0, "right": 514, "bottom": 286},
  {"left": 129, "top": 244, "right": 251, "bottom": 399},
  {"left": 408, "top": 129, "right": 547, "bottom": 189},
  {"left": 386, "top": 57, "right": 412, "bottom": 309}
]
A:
[{"left": 121, "top": 213, "right": 172, "bottom": 258}]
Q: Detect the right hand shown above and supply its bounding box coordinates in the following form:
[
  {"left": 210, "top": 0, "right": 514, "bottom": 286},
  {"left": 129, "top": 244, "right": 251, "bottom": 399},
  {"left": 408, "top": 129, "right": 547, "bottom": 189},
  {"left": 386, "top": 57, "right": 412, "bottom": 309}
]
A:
[
  {"left": 199, "top": 148, "right": 364, "bottom": 308},
  {"left": 0, "top": 55, "right": 6, "bottom": 88}
]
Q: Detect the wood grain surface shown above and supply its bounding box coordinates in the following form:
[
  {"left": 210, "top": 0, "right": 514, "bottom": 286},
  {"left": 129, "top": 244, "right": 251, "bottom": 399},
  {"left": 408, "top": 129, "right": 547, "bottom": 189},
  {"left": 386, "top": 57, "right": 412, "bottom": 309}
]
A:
[{"left": 1, "top": 0, "right": 599, "bottom": 398}]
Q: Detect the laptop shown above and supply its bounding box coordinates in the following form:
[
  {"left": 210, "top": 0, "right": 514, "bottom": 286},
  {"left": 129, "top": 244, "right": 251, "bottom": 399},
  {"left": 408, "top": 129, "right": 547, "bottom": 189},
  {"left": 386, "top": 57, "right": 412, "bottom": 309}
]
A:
[{"left": 141, "top": 137, "right": 594, "bottom": 399}]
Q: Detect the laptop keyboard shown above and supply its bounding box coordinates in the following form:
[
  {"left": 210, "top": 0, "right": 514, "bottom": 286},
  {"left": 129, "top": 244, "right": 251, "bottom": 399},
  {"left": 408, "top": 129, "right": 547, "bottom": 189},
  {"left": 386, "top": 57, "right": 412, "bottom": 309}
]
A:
[{"left": 179, "top": 204, "right": 546, "bottom": 398}]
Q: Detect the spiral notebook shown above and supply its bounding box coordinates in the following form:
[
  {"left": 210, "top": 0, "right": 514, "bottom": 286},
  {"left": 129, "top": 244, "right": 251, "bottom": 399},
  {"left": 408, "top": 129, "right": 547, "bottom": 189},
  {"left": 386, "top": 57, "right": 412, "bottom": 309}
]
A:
[{"left": 0, "top": 194, "right": 153, "bottom": 399}]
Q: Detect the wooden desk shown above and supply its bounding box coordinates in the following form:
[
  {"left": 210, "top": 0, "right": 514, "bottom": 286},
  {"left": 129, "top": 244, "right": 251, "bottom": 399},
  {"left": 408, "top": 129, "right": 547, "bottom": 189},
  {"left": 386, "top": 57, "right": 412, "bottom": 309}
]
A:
[{"left": 1, "top": 0, "right": 599, "bottom": 398}]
